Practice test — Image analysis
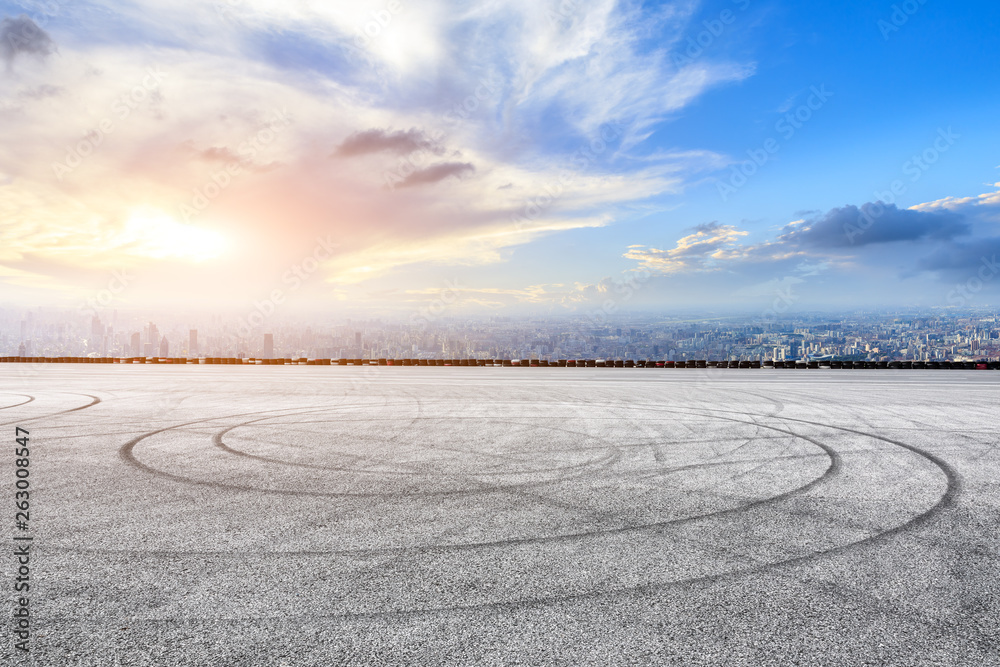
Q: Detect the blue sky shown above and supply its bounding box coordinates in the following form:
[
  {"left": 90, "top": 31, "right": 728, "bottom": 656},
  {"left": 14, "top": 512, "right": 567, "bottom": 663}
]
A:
[{"left": 1, "top": 0, "right": 998, "bottom": 317}]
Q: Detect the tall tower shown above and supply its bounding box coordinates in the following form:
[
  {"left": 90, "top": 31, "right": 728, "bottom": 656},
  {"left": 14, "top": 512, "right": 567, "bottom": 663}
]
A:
[
  {"left": 147, "top": 322, "right": 160, "bottom": 350},
  {"left": 90, "top": 315, "right": 103, "bottom": 353},
  {"left": 189, "top": 329, "right": 198, "bottom": 356},
  {"left": 263, "top": 333, "right": 274, "bottom": 360}
]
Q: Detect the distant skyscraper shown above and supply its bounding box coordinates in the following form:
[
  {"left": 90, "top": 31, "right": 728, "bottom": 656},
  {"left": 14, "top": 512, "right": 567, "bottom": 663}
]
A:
[
  {"left": 91, "top": 315, "right": 103, "bottom": 353},
  {"left": 147, "top": 322, "right": 159, "bottom": 351},
  {"left": 355, "top": 331, "right": 362, "bottom": 347},
  {"left": 159, "top": 337, "right": 169, "bottom": 358},
  {"left": 189, "top": 329, "right": 198, "bottom": 356},
  {"left": 263, "top": 333, "right": 274, "bottom": 360},
  {"left": 130, "top": 332, "right": 141, "bottom": 357}
]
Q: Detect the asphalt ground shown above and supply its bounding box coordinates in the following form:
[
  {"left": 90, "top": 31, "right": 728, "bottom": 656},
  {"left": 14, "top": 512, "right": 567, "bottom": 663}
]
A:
[{"left": 1, "top": 367, "right": 998, "bottom": 666}]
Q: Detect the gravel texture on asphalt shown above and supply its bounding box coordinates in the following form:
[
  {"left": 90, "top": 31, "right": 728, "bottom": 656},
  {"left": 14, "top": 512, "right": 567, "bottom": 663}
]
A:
[{"left": 1, "top": 366, "right": 998, "bottom": 666}]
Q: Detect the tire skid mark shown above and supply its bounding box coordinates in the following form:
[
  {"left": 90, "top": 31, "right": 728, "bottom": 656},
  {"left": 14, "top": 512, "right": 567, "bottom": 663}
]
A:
[
  {"left": 773, "top": 413, "right": 962, "bottom": 516},
  {"left": 220, "top": 415, "right": 617, "bottom": 477},
  {"left": 635, "top": 451, "right": 828, "bottom": 482},
  {"left": 110, "top": 404, "right": 840, "bottom": 551},
  {"left": 96, "top": 393, "right": 959, "bottom": 623},
  {"left": 0, "top": 393, "right": 101, "bottom": 427},
  {"left": 115, "top": 410, "right": 954, "bottom": 626},
  {"left": 0, "top": 394, "right": 34, "bottom": 410},
  {"left": 210, "top": 415, "right": 623, "bottom": 496},
  {"left": 125, "top": 403, "right": 623, "bottom": 497},
  {"left": 118, "top": 403, "right": 374, "bottom": 476}
]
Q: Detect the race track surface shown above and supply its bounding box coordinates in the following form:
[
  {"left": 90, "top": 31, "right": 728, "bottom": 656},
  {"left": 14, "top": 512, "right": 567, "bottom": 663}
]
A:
[{"left": 2, "top": 367, "right": 998, "bottom": 665}]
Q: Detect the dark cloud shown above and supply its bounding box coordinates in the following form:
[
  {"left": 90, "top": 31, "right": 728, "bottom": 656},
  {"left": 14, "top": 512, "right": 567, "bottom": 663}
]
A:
[
  {"left": 18, "top": 83, "right": 61, "bottom": 99},
  {"left": 177, "top": 143, "right": 279, "bottom": 172},
  {"left": 199, "top": 146, "right": 240, "bottom": 163},
  {"left": 333, "top": 128, "right": 444, "bottom": 158},
  {"left": 398, "top": 162, "right": 475, "bottom": 188},
  {"left": 780, "top": 203, "right": 970, "bottom": 248},
  {"left": 1, "top": 15, "right": 56, "bottom": 65},
  {"left": 916, "top": 238, "right": 1000, "bottom": 273}
]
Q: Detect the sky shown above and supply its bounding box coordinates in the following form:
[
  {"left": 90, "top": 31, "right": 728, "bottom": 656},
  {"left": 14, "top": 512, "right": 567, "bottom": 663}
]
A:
[{"left": 1, "top": 0, "right": 999, "bottom": 322}]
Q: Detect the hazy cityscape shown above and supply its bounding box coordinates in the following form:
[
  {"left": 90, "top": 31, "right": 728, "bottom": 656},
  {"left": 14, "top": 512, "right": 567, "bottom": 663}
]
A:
[
  {"left": 3, "top": 308, "right": 998, "bottom": 363},
  {"left": 3, "top": 0, "right": 1000, "bottom": 663}
]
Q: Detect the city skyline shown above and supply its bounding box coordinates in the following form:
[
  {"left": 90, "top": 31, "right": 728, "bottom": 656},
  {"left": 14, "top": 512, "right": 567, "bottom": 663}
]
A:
[
  {"left": 5, "top": 305, "right": 999, "bottom": 363},
  {"left": 2, "top": 1, "right": 999, "bottom": 315}
]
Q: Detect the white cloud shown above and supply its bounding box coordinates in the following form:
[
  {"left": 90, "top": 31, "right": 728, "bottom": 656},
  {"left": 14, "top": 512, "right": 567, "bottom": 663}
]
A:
[
  {"left": 0, "top": 0, "right": 759, "bottom": 307},
  {"left": 623, "top": 222, "right": 750, "bottom": 273}
]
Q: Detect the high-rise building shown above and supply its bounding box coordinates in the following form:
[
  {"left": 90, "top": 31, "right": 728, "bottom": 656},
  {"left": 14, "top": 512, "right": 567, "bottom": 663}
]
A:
[
  {"left": 355, "top": 332, "right": 362, "bottom": 347},
  {"left": 130, "top": 332, "right": 141, "bottom": 356},
  {"left": 147, "top": 322, "right": 160, "bottom": 350},
  {"left": 91, "top": 315, "right": 103, "bottom": 353},
  {"left": 263, "top": 333, "right": 274, "bottom": 359},
  {"left": 159, "top": 337, "right": 169, "bottom": 357},
  {"left": 189, "top": 329, "right": 198, "bottom": 356}
]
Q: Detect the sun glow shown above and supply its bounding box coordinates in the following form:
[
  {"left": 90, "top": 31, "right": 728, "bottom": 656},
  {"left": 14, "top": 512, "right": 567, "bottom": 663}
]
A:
[{"left": 121, "top": 209, "right": 227, "bottom": 262}]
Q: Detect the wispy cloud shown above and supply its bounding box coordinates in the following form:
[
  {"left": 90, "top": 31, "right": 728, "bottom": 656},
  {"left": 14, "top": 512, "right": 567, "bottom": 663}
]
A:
[
  {"left": 624, "top": 222, "right": 749, "bottom": 273},
  {"left": 0, "top": 0, "right": 761, "bottom": 307}
]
